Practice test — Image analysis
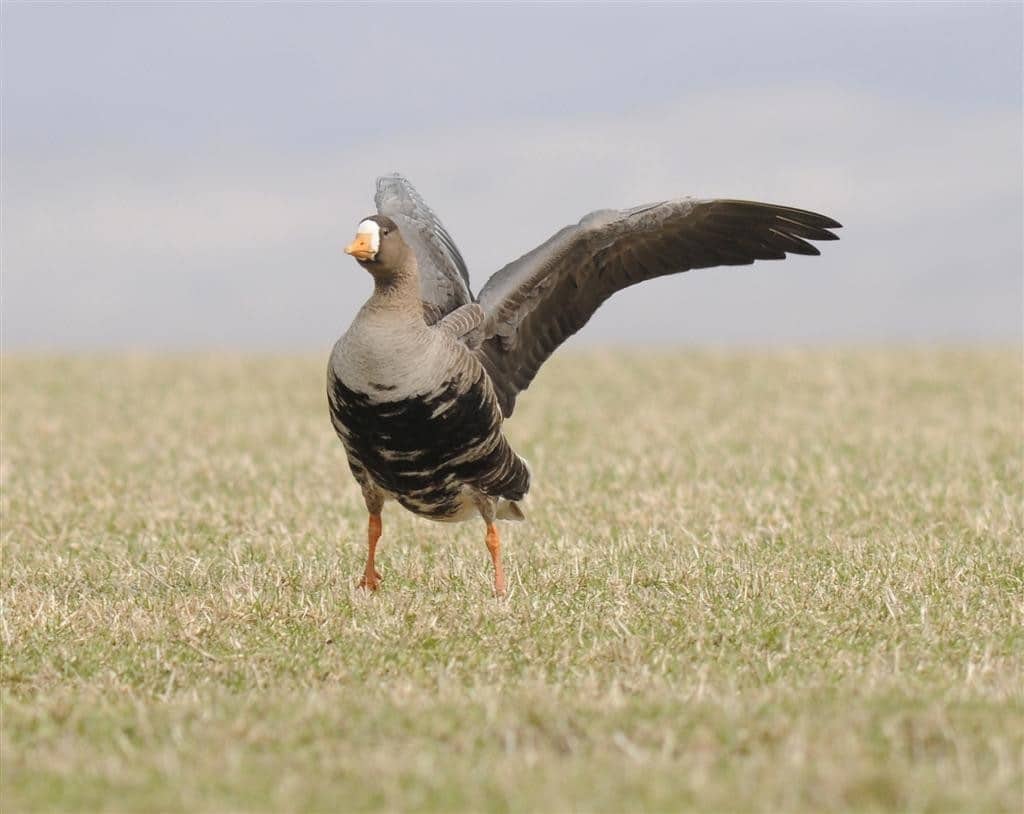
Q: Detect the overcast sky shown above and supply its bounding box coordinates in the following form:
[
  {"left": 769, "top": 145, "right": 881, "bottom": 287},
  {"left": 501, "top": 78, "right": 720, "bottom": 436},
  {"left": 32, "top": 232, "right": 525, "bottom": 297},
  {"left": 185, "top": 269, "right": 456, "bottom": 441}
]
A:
[{"left": 3, "top": 2, "right": 1021, "bottom": 350}]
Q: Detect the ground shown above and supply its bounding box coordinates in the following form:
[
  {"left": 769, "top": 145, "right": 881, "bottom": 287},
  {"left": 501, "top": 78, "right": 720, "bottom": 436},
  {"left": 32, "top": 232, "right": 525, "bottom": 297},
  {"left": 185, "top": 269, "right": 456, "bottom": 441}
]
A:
[{"left": 2, "top": 349, "right": 1021, "bottom": 812}]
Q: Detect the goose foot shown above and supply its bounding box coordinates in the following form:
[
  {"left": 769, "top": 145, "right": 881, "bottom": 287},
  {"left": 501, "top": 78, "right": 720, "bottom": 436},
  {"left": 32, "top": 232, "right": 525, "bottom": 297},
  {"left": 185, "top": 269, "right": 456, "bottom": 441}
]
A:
[{"left": 358, "top": 569, "right": 383, "bottom": 591}]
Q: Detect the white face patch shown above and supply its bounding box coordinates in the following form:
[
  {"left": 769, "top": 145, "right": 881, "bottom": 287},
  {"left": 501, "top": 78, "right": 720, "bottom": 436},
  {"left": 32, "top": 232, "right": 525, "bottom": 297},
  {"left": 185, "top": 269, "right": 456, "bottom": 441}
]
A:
[{"left": 356, "top": 219, "right": 381, "bottom": 255}]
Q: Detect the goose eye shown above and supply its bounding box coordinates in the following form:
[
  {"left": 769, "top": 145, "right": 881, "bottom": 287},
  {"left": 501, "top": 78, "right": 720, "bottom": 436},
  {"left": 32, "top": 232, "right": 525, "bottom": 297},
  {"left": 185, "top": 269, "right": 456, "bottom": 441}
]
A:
[{"left": 381, "top": 227, "right": 390, "bottom": 236}]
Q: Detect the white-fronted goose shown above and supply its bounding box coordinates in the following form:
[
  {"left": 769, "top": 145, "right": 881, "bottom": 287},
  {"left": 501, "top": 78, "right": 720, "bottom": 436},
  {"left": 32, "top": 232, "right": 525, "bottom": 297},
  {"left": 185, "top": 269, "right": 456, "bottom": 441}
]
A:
[{"left": 328, "top": 175, "right": 841, "bottom": 596}]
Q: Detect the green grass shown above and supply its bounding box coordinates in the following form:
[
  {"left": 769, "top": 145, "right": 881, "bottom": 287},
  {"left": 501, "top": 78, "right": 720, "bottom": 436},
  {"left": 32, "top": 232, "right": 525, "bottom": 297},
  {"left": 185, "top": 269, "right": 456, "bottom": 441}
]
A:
[{"left": 2, "top": 348, "right": 1022, "bottom": 812}]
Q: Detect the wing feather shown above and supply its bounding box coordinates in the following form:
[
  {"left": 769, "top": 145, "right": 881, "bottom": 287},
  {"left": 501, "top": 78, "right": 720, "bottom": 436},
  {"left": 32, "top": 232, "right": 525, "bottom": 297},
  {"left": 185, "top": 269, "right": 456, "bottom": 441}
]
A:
[
  {"left": 375, "top": 174, "right": 473, "bottom": 323},
  {"left": 476, "top": 197, "right": 841, "bottom": 415}
]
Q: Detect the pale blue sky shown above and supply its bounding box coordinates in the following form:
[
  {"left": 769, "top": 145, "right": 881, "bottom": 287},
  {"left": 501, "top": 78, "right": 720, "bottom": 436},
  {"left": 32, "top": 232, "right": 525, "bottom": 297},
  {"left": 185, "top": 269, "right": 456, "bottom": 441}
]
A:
[{"left": 3, "top": 2, "right": 1021, "bottom": 349}]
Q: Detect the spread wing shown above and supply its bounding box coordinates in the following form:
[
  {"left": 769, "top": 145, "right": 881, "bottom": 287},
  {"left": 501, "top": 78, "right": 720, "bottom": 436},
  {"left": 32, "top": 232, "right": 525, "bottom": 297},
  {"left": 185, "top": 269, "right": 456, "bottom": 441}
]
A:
[
  {"left": 375, "top": 174, "right": 473, "bottom": 324},
  {"left": 476, "top": 198, "right": 841, "bottom": 416}
]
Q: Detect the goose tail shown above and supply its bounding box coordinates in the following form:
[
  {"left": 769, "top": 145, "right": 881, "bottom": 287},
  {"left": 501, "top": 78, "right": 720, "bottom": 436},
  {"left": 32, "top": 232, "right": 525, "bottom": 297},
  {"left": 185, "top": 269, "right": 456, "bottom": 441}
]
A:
[{"left": 497, "top": 500, "right": 526, "bottom": 522}]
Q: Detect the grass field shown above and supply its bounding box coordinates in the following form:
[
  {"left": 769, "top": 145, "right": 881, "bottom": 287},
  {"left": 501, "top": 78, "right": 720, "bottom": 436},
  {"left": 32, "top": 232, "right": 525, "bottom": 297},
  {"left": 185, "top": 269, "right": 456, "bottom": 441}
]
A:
[{"left": 2, "top": 348, "right": 1022, "bottom": 812}]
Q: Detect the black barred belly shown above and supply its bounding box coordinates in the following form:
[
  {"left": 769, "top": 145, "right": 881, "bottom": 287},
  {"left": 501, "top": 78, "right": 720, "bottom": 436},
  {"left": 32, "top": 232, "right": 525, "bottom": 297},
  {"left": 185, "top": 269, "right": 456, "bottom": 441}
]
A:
[{"left": 329, "top": 372, "right": 529, "bottom": 520}]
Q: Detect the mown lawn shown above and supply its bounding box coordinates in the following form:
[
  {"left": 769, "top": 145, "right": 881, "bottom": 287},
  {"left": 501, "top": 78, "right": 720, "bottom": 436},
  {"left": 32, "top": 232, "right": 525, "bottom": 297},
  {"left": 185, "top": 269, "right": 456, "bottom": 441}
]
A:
[{"left": 2, "top": 349, "right": 1021, "bottom": 812}]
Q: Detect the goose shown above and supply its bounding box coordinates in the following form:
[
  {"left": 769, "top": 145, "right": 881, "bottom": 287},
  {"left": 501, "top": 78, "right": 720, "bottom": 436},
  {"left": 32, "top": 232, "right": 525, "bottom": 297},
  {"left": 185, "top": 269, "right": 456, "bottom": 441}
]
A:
[{"left": 328, "top": 175, "right": 841, "bottom": 596}]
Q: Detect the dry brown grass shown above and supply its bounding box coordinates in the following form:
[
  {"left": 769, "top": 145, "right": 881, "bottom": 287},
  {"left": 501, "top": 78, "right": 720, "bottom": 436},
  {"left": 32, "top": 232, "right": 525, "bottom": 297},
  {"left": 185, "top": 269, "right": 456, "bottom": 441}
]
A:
[{"left": 2, "top": 348, "right": 1022, "bottom": 812}]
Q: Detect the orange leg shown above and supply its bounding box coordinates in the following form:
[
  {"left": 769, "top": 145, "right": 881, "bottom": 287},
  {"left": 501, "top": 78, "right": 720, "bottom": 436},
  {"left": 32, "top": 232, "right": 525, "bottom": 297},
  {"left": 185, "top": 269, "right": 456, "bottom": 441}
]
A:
[
  {"left": 485, "top": 523, "right": 506, "bottom": 598},
  {"left": 358, "top": 513, "right": 383, "bottom": 590}
]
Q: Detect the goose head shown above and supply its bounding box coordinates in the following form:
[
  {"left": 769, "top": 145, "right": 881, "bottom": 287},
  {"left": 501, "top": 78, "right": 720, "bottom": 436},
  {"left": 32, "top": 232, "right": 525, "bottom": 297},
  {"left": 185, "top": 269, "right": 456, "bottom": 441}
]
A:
[{"left": 345, "top": 215, "right": 413, "bottom": 278}]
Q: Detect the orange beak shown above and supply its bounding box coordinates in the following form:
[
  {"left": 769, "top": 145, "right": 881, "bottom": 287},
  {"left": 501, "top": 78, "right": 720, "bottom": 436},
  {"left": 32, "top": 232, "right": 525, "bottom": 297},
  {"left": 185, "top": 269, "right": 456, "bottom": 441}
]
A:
[{"left": 345, "top": 233, "right": 377, "bottom": 261}]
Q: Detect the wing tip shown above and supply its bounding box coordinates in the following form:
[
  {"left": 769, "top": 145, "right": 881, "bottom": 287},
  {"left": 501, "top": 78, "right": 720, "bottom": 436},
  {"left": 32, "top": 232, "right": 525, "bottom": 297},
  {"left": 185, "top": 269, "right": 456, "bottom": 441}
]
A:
[
  {"left": 780, "top": 208, "right": 843, "bottom": 232},
  {"left": 375, "top": 171, "right": 410, "bottom": 193}
]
